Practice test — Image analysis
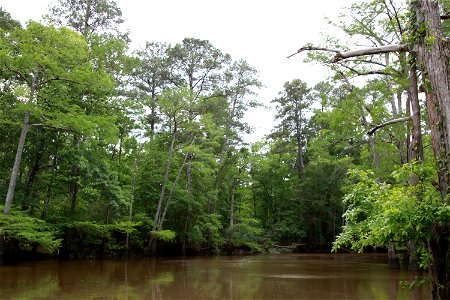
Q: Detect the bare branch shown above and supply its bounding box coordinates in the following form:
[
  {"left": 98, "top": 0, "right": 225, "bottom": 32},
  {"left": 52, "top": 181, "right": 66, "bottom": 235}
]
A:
[
  {"left": 367, "top": 116, "right": 411, "bottom": 135},
  {"left": 441, "top": 15, "right": 450, "bottom": 20},
  {"left": 287, "top": 46, "right": 342, "bottom": 58},
  {"left": 331, "top": 44, "right": 410, "bottom": 62},
  {"left": 289, "top": 44, "right": 410, "bottom": 63}
]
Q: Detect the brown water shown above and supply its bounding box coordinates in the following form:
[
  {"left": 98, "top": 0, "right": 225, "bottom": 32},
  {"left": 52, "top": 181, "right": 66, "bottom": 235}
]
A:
[{"left": 0, "top": 253, "right": 430, "bottom": 299}]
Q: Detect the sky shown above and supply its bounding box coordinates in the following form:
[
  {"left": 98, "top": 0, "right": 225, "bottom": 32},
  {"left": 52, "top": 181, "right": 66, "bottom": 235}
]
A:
[{"left": 1, "top": 0, "right": 356, "bottom": 141}]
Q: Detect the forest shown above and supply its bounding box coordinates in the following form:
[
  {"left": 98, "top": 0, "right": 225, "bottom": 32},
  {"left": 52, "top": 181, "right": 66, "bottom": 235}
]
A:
[{"left": 0, "top": 0, "right": 450, "bottom": 299}]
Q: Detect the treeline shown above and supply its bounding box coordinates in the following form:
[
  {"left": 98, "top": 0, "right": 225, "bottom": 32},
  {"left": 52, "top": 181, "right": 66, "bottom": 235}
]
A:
[
  {"left": 1, "top": 0, "right": 450, "bottom": 297},
  {"left": 0, "top": 0, "right": 353, "bottom": 259}
]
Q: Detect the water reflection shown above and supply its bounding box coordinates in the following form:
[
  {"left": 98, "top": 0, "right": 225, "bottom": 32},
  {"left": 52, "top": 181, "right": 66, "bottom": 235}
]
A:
[{"left": 0, "top": 254, "right": 430, "bottom": 299}]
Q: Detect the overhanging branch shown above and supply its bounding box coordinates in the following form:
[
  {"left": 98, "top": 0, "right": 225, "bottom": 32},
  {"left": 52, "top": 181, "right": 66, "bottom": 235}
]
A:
[
  {"left": 288, "top": 44, "right": 410, "bottom": 63},
  {"left": 287, "top": 46, "right": 341, "bottom": 58},
  {"left": 367, "top": 116, "right": 411, "bottom": 135},
  {"left": 332, "top": 44, "right": 410, "bottom": 62}
]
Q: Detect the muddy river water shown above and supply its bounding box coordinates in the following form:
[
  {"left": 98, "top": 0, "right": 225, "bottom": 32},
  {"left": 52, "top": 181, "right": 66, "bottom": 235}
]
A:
[{"left": 0, "top": 253, "right": 430, "bottom": 299}]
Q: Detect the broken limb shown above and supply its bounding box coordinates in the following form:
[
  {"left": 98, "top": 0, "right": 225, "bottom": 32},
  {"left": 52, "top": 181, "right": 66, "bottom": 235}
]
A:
[
  {"left": 288, "top": 44, "right": 410, "bottom": 63},
  {"left": 367, "top": 116, "right": 411, "bottom": 135}
]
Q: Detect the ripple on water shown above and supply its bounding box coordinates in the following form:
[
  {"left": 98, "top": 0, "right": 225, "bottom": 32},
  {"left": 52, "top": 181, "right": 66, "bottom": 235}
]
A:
[{"left": 266, "top": 274, "right": 338, "bottom": 279}]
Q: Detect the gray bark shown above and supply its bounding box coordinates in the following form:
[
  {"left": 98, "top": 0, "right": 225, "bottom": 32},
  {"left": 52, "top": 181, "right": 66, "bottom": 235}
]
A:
[
  {"left": 4, "top": 111, "right": 30, "bottom": 215},
  {"left": 289, "top": 44, "right": 409, "bottom": 62},
  {"left": 367, "top": 116, "right": 411, "bottom": 135},
  {"left": 149, "top": 120, "right": 177, "bottom": 254},
  {"left": 408, "top": 60, "right": 424, "bottom": 163},
  {"left": 125, "top": 144, "right": 141, "bottom": 253},
  {"left": 414, "top": 1, "right": 450, "bottom": 298}
]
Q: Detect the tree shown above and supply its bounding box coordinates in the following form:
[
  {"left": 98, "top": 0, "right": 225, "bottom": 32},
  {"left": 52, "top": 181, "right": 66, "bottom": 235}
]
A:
[
  {"left": 291, "top": 0, "right": 450, "bottom": 297},
  {"left": 148, "top": 87, "right": 189, "bottom": 253},
  {"left": 46, "top": 0, "right": 123, "bottom": 37},
  {"left": 0, "top": 7, "right": 21, "bottom": 31},
  {"left": 131, "top": 42, "right": 170, "bottom": 136},
  {"left": 272, "top": 79, "right": 312, "bottom": 173},
  {"left": 0, "top": 22, "right": 96, "bottom": 214},
  {"left": 45, "top": 0, "right": 130, "bottom": 215},
  {"left": 221, "top": 59, "right": 262, "bottom": 146}
]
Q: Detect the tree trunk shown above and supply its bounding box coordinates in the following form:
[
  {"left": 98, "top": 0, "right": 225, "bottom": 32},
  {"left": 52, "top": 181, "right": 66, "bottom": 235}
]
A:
[
  {"left": 294, "top": 107, "right": 305, "bottom": 172},
  {"left": 230, "top": 178, "right": 237, "bottom": 229},
  {"left": 425, "top": 91, "right": 447, "bottom": 195},
  {"left": 158, "top": 138, "right": 194, "bottom": 230},
  {"left": 69, "top": 164, "right": 80, "bottom": 214},
  {"left": 42, "top": 178, "right": 53, "bottom": 220},
  {"left": 406, "top": 240, "right": 419, "bottom": 271},
  {"left": 406, "top": 94, "right": 412, "bottom": 164},
  {"left": 415, "top": 0, "right": 450, "bottom": 191},
  {"left": 125, "top": 144, "right": 141, "bottom": 255},
  {"left": 404, "top": 57, "right": 423, "bottom": 271},
  {"left": 22, "top": 145, "right": 43, "bottom": 212},
  {"left": 360, "top": 106, "right": 380, "bottom": 170},
  {"left": 228, "top": 177, "right": 238, "bottom": 252},
  {"left": 385, "top": 53, "right": 399, "bottom": 118},
  {"left": 414, "top": 0, "right": 450, "bottom": 298},
  {"left": 69, "top": 134, "right": 81, "bottom": 214},
  {"left": 185, "top": 158, "right": 192, "bottom": 192},
  {"left": 182, "top": 209, "right": 189, "bottom": 255},
  {"left": 295, "top": 134, "right": 305, "bottom": 171},
  {"left": 409, "top": 58, "right": 424, "bottom": 164},
  {"left": 41, "top": 153, "right": 58, "bottom": 219},
  {"left": 388, "top": 243, "right": 400, "bottom": 269},
  {"left": 4, "top": 111, "right": 31, "bottom": 215},
  {"left": 208, "top": 103, "right": 235, "bottom": 252},
  {"left": 428, "top": 224, "right": 450, "bottom": 300},
  {"left": 149, "top": 120, "right": 177, "bottom": 254}
]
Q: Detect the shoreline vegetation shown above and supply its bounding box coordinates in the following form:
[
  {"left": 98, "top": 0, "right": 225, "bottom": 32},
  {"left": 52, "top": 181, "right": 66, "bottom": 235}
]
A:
[
  {"left": 0, "top": 211, "right": 333, "bottom": 262},
  {"left": 0, "top": 211, "right": 391, "bottom": 263},
  {"left": 1, "top": 1, "right": 450, "bottom": 298}
]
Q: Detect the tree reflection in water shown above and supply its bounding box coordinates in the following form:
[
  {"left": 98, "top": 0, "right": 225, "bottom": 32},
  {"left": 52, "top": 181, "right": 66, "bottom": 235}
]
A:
[{"left": 0, "top": 254, "right": 430, "bottom": 299}]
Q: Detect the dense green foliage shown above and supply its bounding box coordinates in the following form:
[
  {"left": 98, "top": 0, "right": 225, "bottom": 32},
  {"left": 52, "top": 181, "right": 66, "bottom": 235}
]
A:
[
  {"left": 0, "top": 0, "right": 353, "bottom": 256},
  {"left": 0, "top": 206, "right": 61, "bottom": 253},
  {"left": 333, "top": 165, "right": 446, "bottom": 259},
  {"left": 0, "top": 5, "right": 450, "bottom": 298}
]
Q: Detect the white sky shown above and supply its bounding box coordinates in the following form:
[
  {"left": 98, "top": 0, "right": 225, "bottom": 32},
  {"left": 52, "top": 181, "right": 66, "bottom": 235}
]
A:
[{"left": 1, "top": 0, "right": 355, "bottom": 141}]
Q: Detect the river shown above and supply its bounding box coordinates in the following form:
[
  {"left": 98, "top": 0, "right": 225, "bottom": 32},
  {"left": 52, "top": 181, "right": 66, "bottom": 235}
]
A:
[{"left": 0, "top": 253, "right": 430, "bottom": 299}]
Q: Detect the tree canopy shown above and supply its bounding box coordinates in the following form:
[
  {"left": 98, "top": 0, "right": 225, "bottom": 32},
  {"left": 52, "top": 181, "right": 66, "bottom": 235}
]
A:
[{"left": 1, "top": 1, "right": 450, "bottom": 298}]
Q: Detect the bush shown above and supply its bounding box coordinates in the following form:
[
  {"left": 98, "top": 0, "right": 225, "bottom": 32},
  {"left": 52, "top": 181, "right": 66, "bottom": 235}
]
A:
[{"left": 0, "top": 208, "right": 61, "bottom": 254}]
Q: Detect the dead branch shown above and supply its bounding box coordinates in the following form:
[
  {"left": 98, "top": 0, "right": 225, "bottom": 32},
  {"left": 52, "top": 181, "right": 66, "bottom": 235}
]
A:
[
  {"left": 367, "top": 116, "right": 411, "bottom": 135},
  {"left": 289, "top": 44, "right": 410, "bottom": 63},
  {"left": 331, "top": 44, "right": 410, "bottom": 62},
  {"left": 287, "top": 46, "right": 342, "bottom": 58},
  {"left": 441, "top": 15, "right": 450, "bottom": 20}
]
